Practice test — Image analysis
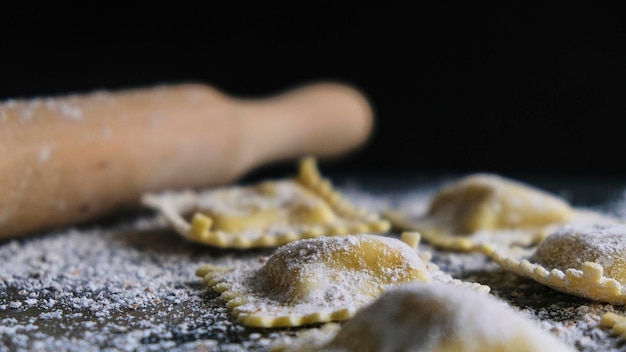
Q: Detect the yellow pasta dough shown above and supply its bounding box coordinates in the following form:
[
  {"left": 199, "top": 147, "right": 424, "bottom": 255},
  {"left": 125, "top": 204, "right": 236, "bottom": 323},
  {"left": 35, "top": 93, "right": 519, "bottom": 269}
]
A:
[
  {"left": 533, "top": 226, "right": 626, "bottom": 284},
  {"left": 601, "top": 312, "right": 626, "bottom": 340},
  {"left": 271, "top": 283, "right": 574, "bottom": 352},
  {"left": 141, "top": 157, "right": 390, "bottom": 248},
  {"left": 262, "top": 233, "right": 431, "bottom": 304},
  {"left": 428, "top": 173, "right": 573, "bottom": 232},
  {"left": 482, "top": 224, "right": 626, "bottom": 304},
  {"left": 385, "top": 173, "right": 610, "bottom": 251},
  {"left": 196, "top": 234, "right": 488, "bottom": 328}
]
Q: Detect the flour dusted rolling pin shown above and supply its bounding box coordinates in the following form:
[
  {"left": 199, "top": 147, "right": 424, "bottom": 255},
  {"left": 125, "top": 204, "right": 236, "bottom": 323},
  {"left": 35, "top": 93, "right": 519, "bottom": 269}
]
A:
[{"left": 0, "top": 82, "right": 374, "bottom": 240}]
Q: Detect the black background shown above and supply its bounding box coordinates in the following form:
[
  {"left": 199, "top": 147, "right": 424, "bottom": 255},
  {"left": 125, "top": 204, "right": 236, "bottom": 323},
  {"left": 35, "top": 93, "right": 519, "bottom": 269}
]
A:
[{"left": 3, "top": 3, "right": 626, "bottom": 182}]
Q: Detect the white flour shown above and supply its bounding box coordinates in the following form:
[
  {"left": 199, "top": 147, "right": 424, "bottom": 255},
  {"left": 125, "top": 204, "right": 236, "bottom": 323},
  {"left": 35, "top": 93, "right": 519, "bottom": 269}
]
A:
[{"left": 1, "top": 182, "right": 626, "bottom": 351}]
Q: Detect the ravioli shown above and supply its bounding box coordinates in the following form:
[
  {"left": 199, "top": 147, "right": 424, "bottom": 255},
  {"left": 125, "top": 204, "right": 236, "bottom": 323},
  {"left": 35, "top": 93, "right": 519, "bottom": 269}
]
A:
[
  {"left": 271, "top": 283, "right": 573, "bottom": 352},
  {"left": 196, "top": 234, "right": 488, "bottom": 328},
  {"left": 482, "top": 223, "right": 626, "bottom": 304},
  {"left": 385, "top": 173, "right": 609, "bottom": 251},
  {"left": 141, "top": 157, "right": 390, "bottom": 248}
]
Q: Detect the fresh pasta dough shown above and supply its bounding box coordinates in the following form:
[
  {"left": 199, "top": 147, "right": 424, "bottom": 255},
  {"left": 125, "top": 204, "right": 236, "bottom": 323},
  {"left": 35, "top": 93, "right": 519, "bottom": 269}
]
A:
[
  {"left": 271, "top": 283, "right": 573, "bottom": 352},
  {"left": 385, "top": 173, "right": 612, "bottom": 251},
  {"left": 142, "top": 157, "right": 390, "bottom": 248},
  {"left": 196, "top": 234, "right": 488, "bottom": 327},
  {"left": 483, "top": 223, "right": 626, "bottom": 304}
]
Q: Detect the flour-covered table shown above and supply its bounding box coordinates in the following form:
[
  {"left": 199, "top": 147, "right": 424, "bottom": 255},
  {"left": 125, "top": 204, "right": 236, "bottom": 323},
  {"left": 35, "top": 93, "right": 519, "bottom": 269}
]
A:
[{"left": 2, "top": 173, "right": 626, "bottom": 351}]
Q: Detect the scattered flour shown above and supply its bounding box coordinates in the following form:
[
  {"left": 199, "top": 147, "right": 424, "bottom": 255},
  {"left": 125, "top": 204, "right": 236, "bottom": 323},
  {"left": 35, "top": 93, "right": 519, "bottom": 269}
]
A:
[{"left": 1, "top": 180, "right": 626, "bottom": 351}]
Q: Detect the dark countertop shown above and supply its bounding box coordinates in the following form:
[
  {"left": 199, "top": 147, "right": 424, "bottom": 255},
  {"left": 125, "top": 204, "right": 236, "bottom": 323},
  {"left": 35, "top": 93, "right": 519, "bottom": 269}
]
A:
[{"left": 2, "top": 173, "right": 626, "bottom": 351}]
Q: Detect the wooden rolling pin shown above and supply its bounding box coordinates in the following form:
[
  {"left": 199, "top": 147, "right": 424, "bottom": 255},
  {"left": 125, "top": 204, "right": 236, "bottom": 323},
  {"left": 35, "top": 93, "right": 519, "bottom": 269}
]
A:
[{"left": 0, "top": 82, "right": 373, "bottom": 240}]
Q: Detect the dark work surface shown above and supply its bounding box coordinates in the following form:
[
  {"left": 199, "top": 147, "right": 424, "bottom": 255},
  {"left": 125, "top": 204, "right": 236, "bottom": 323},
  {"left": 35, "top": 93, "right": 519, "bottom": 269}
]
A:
[
  {"left": 2, "top": 173, "right": 626, "bottom": 351},
  {"left": 2, "top": 3, "right": 626, "bottom": 178}
]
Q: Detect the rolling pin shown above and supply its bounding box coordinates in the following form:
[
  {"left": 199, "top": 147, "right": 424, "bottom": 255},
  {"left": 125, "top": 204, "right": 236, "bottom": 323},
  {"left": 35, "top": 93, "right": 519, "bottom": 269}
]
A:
[{"left": 0, "top": 82, "right": 373, "bottom": 240}]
